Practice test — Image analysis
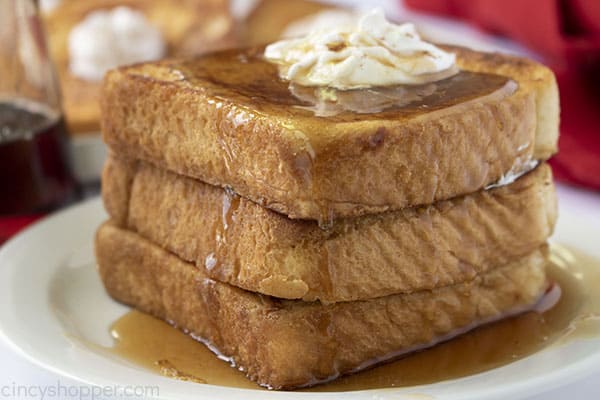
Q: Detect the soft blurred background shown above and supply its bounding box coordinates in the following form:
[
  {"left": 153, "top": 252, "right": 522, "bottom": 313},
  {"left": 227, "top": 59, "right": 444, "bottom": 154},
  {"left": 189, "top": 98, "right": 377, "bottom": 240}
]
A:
[{"left": 1, "top": 0, "right": 599, "bottom": 239}]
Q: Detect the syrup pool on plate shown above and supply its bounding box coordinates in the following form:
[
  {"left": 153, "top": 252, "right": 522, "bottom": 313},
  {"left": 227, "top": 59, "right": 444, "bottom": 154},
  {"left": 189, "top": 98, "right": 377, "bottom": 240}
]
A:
[{"left": 102, "top": 244, "right": 600, "bottom": 391}]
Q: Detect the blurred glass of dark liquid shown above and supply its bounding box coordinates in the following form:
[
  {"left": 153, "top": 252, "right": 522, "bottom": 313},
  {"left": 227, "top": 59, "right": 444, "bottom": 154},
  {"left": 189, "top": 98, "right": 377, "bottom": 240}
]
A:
[
  {"left": 0, "top": 101, "right": 75, "bottom": 214},
  {"left": 0, "top": 0, "right": 76, "bottom": 216}
]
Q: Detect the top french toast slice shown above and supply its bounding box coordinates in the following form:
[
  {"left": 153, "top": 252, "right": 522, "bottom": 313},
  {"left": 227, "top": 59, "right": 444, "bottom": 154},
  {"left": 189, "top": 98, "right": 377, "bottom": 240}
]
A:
[{"left": 101, "top": 45, "right": 559, "bottom": 223}]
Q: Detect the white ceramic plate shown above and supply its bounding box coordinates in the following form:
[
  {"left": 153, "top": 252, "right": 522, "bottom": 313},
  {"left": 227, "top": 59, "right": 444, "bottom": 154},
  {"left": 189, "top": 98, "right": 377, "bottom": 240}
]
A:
[{"left": 0, "top": 189, "right": 599, "bottom": 400}]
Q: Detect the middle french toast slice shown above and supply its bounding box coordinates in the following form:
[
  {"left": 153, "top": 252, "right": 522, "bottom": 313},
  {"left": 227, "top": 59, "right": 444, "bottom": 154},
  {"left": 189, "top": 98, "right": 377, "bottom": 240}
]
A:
[{"left": 103, "top": 155, "right": 556, "bottom": 303}]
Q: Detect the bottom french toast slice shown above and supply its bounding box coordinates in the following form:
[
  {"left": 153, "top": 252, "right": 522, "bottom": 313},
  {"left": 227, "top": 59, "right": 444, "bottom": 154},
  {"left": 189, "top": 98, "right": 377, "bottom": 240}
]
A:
[{"left": 96, "top": 222, "right": 548, "bottom": 390}]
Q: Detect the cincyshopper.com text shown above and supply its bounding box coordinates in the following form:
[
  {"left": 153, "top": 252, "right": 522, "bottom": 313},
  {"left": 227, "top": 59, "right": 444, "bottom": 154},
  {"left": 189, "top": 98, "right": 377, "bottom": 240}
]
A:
[{"left": 0, "top": 381, "right": 160, "bottom": 399}]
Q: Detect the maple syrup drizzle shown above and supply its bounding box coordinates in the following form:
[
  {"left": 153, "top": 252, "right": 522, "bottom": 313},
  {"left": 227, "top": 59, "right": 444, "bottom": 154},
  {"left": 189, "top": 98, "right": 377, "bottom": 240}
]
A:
[{"left": 174, "top": 47, "right": 513, "bottom": 122}]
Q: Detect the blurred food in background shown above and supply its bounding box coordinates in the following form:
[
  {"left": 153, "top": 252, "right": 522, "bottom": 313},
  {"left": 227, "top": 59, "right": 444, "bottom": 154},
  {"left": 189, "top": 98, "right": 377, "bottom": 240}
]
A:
[
  {"left": 43, "top": 0, "right": 235, "bottom": 135},
  {"left": 279, "top": 8, "right": 359, "bottom": 39},
  {"left": 240, "top": 0, "right": 336, "bottom": 45}
]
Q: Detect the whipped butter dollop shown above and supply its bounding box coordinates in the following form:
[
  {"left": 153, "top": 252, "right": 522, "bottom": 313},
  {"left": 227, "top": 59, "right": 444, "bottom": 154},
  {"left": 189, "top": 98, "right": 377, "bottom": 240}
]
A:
[
  {"left": 264, "top": 8, "right": 457, "bottom": 89},
  {"left": 68, "top": 7, "right": 166, "bottom": 81}
]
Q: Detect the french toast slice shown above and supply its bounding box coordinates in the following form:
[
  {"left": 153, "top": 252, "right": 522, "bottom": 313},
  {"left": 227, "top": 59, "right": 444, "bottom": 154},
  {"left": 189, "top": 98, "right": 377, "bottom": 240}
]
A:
[
  {"left": 96, "top": 222, "right": 548, "bottom": 390},
  {"left": 103, "top": 155, "right": 556, "bottom": 302},
  {"left": 44, "top": 0, "right": 235, "bottom": 133},
  {"left": 101, "top": 45, "right": 558, "bottom": 222}
]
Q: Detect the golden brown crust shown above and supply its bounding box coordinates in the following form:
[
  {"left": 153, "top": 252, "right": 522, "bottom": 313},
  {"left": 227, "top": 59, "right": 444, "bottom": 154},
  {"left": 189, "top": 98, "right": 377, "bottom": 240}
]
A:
[
  {"left": 448, "top": 46, "right": 560, "bottom": 160},
  {"left": 101, "top": 45, "right": 558, "bottom": 221},
  {"left": 96, "top": 223, "right": 548, "bottom": 389},
  {"left": 44, "top": 0, "right": 235, "bottom": 134},
  {"left": 101, "top": 154, "right": 138, "bottom": 225},
  {"left": 103, "top": 155, "right": 556, "bottom": 302}
]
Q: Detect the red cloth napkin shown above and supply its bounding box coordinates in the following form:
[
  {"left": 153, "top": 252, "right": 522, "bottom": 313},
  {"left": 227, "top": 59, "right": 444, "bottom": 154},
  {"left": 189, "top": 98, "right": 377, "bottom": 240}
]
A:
[
  {"left": 0, "top": 215, "right": 42, "bottom": 246},
  {"left": 405, "top": 0, "right": 600, "bottom": 190}
]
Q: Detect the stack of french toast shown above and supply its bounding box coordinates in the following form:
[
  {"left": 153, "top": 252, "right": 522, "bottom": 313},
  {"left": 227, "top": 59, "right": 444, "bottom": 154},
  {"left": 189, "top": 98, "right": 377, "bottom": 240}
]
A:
[{"left": 96, "top": 42, "right": 559, "bottom": 389}]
